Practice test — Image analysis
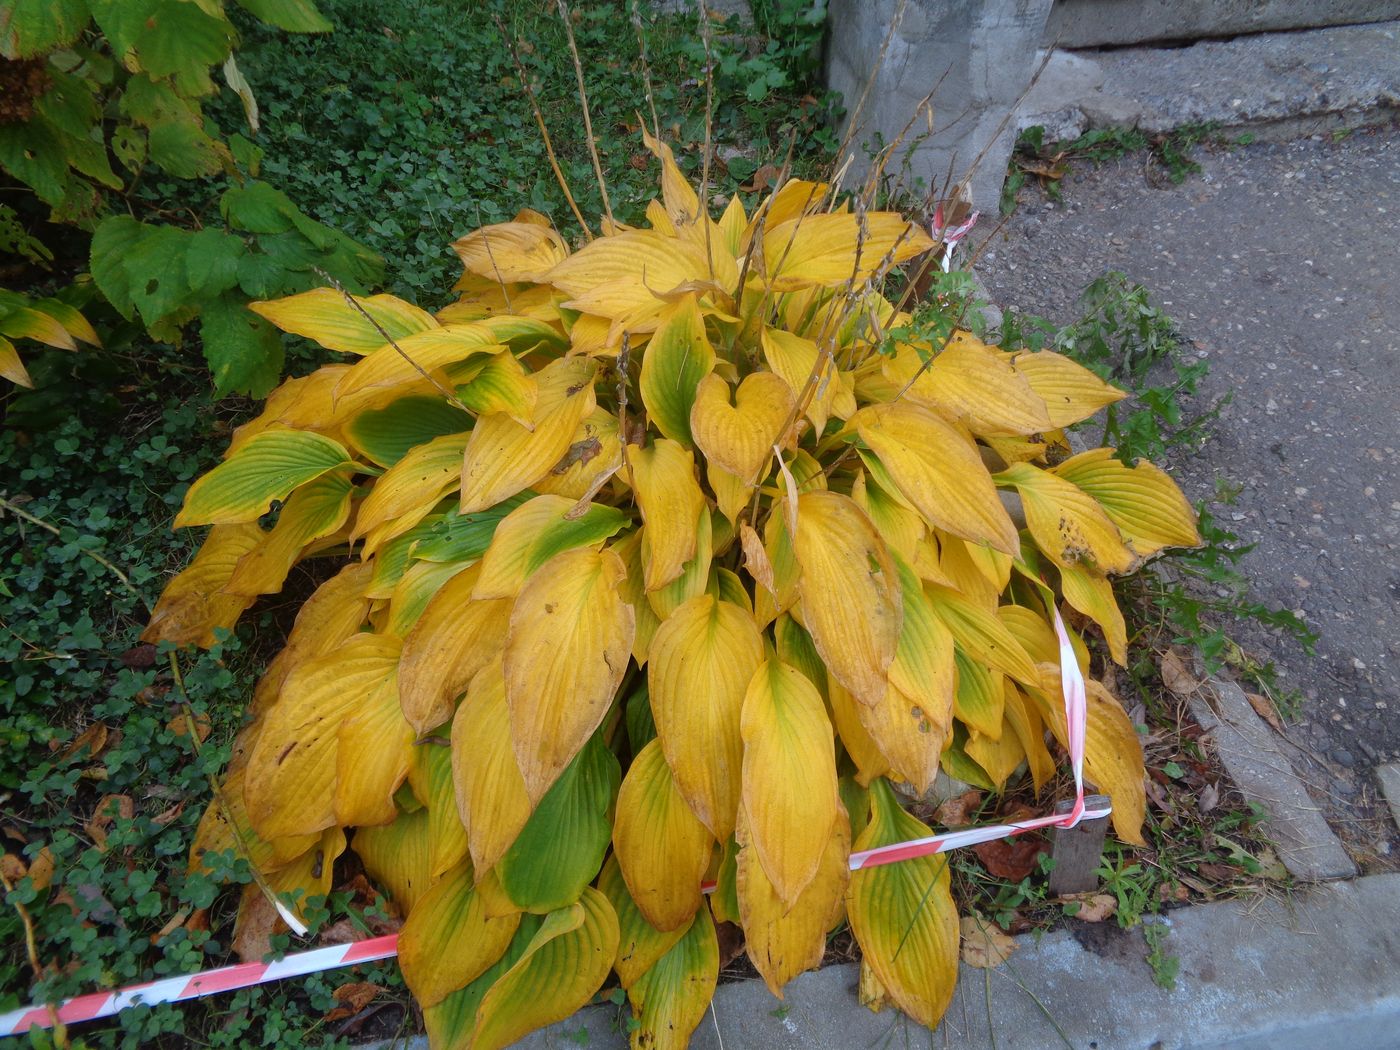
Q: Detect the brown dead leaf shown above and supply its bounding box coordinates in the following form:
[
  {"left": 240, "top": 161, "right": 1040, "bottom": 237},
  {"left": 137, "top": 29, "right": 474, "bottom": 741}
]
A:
[
  {"left": 1159, "top": 650, "right": 1197, "bottom": 696},
  {"left": 1156, "top": 883, "right": 1190, "bottom": 904},
  {"left": 58, "top": 723, "right": 108, "bottom": 764},
  {"left": 28, "top": 846, "right": 55, "bottom": 891},
  {"left": 1063, "top": 892, "right": 1117, "bottom": 923},
  {"left": 233, "top": 884, "right": 282, "bottom": 963},
  {"left": 152, "top": 801, "right": 185, "bottom": 826},
  {"left": 325, "top": 981, "right": 384, "bottom": 1022},
  {"left": 934, "top": 789, "right": 984, "bottom": 828},
  {"left": 628, "top": 153, "right": 648, "bottom": 171},
  {"left": 971, "top": 834, "right": 1047, "bottom": 882},
  {"left": 1196, "top": 862, "right": 1238, "bottom": 882},
  {"left": 959, "top": 915, "right": 1017, "bottom": 969},
  {"left": 1197, "top": 782, "right": 1220, "bottom": 814},
  {"left": 714, "top": 920, "right": 745, "bottom": 970},
  {"left": 185, "top": 908, "right": 209, "bottom": 934},
  {"left": 151, "top": 905, "right": 192, "bottom": 945},
  {"left": 119, "top": 644, "right": 157, "bottom": 670},
  {"left": 85, "top": 794, "right": 134, "bottom": 850},
  {"left": 1245, "top": 692, "right": 1285, "bottom": 733},
  {"left": 1, "top": 853, "right": 26, "bottom": 882},
  {"left": 169, "top": 711, "right": 211, "bottom": 743},
  {"left": 744, "top": 163, "right": 780, "bottom": 193}
]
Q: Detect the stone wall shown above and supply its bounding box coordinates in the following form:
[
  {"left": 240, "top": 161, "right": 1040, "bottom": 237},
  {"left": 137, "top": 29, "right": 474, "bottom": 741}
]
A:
[{"left": 1044, "top": 0, "right": 1400, "bottom": 48}]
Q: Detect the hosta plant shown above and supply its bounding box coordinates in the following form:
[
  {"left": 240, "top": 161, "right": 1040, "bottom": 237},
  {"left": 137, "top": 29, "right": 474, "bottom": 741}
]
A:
[{"left": 150, "top": 135, "right": 1200, "bottom": 1048}]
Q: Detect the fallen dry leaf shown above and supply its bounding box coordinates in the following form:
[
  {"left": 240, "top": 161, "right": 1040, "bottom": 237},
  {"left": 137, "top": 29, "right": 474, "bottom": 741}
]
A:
[
  {"left": 1063, "top": 892, "right": 1117, "bottom": 922},
  {"left": 325, "top": 981, "right": 384, "bottom": 1022},
  {"left": 1157, "top": 883, "right": 1191, "bottom": 904},
  {"left": 959, "top": 915, "right": 1017, "bottom": 968},
  {"left": 169, "top": 711, "right": 211, "bottom": 743},
  {"left": 1197, "top": 781, "right": 1220, "bottom": 814},
  {"left": 972, "top": 834, "right": 1047, "bottom": 881},
  {"left": 1245, "top": 691, "right": 1286, "bottom": 733},
  {"left": 58, "top": 722, "right": 109, "bottom": 764},
  {"left": 85, "top": 794, "right": 134, "bottom": 850},
  {"left": 233, "top": 884, "right": 283, "bottom": 963},
  {"left": 119, "top": 644, "right": 157, "bottom": 669},
  {"left": 151, "top": 905, "right": 192, "bottom": 945},
  {"left": 28, "top": 846, "right": 55, "bottom": 891},
  {"left": 1159, "top": 650, "right": 1197, "bottom": 696},
  {"left": 935, "top": 789, "right": 984, "bottom": 828},
  {"left": 857, "top": 959, "right": 888, "bottom": 1011},
  {"left": 1, "top": 853, "right": 26, "bottom": 882}
]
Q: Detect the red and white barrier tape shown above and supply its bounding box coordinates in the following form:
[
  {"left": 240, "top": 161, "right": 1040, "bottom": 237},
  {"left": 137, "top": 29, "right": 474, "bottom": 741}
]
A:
[{"left": 2, "top": 609, "right": 1106, "bottom": 1038}]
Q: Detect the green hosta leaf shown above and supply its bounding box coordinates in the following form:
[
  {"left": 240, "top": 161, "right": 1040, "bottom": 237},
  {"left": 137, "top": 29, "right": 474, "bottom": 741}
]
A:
[
  {"left": 0, "top": 0, "right": 90, "bottom": 58},
  {"left": 233, "top": 0, "right": 333, "bottom": 33},
  {"left": 347, "top": 395, "right": 471, "bottom": 468},
  {"left": 409, "top": 493, "right": 531, "bottom": 564},
  {"left": 175, "top": 430, "right": 352, "bottom": 527},
  {"left": 497, "top": 733, "right": 619, "bottom": 913},
  {"left": 199, "top": 293, "right": 283, "bottom": 399},
  {"left": 940, "top": 724, "right": 995, "bottom": 791},
  {"left": 639, "top": 294, "right": 715, "bottom": 445}
]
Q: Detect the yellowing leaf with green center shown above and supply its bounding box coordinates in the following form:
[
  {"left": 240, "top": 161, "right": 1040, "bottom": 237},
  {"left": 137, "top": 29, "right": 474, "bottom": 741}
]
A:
[
  {"left": 854, "top": 400, "right": 1019, "bottom": 556},
  {"left": 504, "top": 547, "right": 634, "bottom": 805},
  {"left": 474, "top": 494, "right": 627, "bottom": 600},
  {"left": 351, "top": 432, "right": 468, "bottom": 554},
  {"left": 645, "top": 507, "right": 713, "bottom": 621},
  {"left": 408, "top": 742, "right": 470, "bottom": 880},
  {"left": 354, "top": 807, "right": 433, "bottom": 915},
  {"left": 224, "top": 471, "right": 354, "bottom": 598},
  {"left": 737, "top": 807, "right": 850, "bottom": 997},
  {"left": 245, "top": 633, "right": 405, "bottom": 839},
  {"left": 599, "top": 855, "right": 690, "bottom": 989},
  {"left": 0, "top": 338, "right": 32, "bottom": 388},
  {"left": 1051, "top": 448, "right": 1201, "bottom": 557},
  {"left": 629, "top": 438, "right": 706, "bottom": 591},
  {"left": 996, "top": 462, "right": 1137, "bottom": 574},
  {"left": 455, "top": 350, "right": 537, "bottom": 425},
  {"left": 613, "top": 528, "right": 662, "bottom": 665},
  {"left": 923, "top": 585, "right": 1039, "bottom": 686},
  {"left": 1059, "top": 562, "right": 1128, "bottom": 665},
  {"left": 331, "top": 330, "right": 504, "bottom": 408},
  {"left": 175, "top": 430, "right": 352, "bottom": 528},
  {"left": 613, "top": 738, "right": 713, "bottom": 931},
  {"left": 846, "top": 778, "right": 959, "bottom": 1029},
  {"left": 452, "top": 220, "right": 569, "bottom": 284},
  {"left": 498, "top": 733, "right": 619, "bottom": 912},
  {"left": 639, "top": 294, "right": 716, "bottom": 446},
  {"left": 545, "top": 229, "right": 716, "bottom": 329},
  {"left": 1035, "top": 677, "right": 1147, "bottom": 845},
  {"left": 248, "top": 289, "right": 438, "bottom": 354},
  {"left": 740, "top": 659, "right": 839, "bottom": 905},
  {"left": 399, "top": 564, "right": 512, "bottom": 736},
  {"left": 689, "top": 371, "right": 792, "bottom": 484},
  {"left": 953, "top": 649, "right": 1004, "bottom": 739},
  {"left": 451, "top": 658, "right": 533, "bottom": 874},
  {"left": 422, "top": 913, "right": 543, "bottom": 1050},
  {"left": 346, "top": 395, "right": 472, "bottom": 468},
  {"left": 624, "top": 904, "right": 719, "bottom": 1050},
  {"left": 398, "top": 862, "right": 521, "bottom": 1007},
  {"left": 1011, "top": 349, "right": 1127, "bottom": 427},
  {"left": 384, "top": 558, "right": 474, "bottom": 638},
  {"left": 850, "top": 469, "right": 924, "bottom": 566},
  {"left": 469, "top": 888, "right": 619, "bottom": 1050},
  {"left": 762, "top": 212, "right": 933, "bottom": 291},
  {"left": 142, "top": 524, "right": 262, "bottom": 647},
  {"left": 792, "top": 491, "right": 901, "bottom": 707},
  {"left": 648, "top": 594, "right": 764, "bottom": 841},
  {"left": 890, "top": 333, "right": 1051, "bottom": 437},
  {"left": 460, "top": 356, "right": 598, "bottom": 514},
  {"left": 762, "top": 326, "right": 849, "bottom": 435}
]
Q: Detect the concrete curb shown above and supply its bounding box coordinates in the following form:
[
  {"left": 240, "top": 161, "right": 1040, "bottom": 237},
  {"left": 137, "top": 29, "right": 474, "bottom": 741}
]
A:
[{"left": 367, "top": 874, "right": 1400, "bottom": 1050}]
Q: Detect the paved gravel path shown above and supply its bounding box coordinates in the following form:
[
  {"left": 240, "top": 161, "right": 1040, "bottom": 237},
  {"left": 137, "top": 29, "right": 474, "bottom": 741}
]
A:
[{"left": 976, "top": 124, "right": 1400, "bottom": 851}]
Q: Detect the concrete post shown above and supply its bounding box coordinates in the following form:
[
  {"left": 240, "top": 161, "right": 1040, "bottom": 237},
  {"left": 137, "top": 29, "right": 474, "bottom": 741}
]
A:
[{"left": 825, "top": 0, "right": 1053, "bottom": 213}]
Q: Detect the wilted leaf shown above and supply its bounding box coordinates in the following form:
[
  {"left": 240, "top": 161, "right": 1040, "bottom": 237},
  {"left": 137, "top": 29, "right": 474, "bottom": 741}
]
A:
[{"left": 959, "top": 915, "right": 1017, "bottom": 968}]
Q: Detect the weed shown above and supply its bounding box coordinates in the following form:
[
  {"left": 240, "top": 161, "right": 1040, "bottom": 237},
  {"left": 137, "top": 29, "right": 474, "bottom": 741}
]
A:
[{"left": 1142, "top": 922, "right": 1179, "bottom": 990}]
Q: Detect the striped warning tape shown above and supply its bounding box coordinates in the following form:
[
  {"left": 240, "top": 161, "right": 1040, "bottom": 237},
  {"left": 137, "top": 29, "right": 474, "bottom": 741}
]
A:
[{"left": 2, "top": 610, "right": 1106, "bottom": 1037}]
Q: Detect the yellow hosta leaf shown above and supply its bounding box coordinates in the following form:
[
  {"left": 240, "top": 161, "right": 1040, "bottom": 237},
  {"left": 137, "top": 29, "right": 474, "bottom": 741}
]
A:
[
  {"left": 954, "top": 650, "right": 1005, "bottom": 739},
  {"left": 717, "top": 193, "right": 747, "bottom": 255},
  {"left": 226, "top": 366, "right": 358, "bottom": 455},
  {"left": 923, "top": 585, "right": 1039, "bottom": 686},
  {"left": 175, "top": 431, "right": 352, "bottom": 528},
  {"left": 531, "top": 408, "right": 622, "bottom": 501},
  {"left": 891, "top": 333, "right": 1051, "bottom": 437},
  {"left": 474, "top": 494, "right": 627, "bottom": 600},
  {"left": 545, "top": 229, "right": 716, "bottom": 328},
  {"left": 828, "top": 676, "right": 890, "bottom": 785},
  {"left": 996, "top": 604, "right": 1069, "bottom": 670},
  {"left": 142, "top": 523, "right": 262, "bottom": 648},
  {"left": 0, "top": 338, "right": 32, "bottom": 387},
  {"left": 934, "top": 533, "right": 1000, "bottom": 612},
  {"left": 613, "top": 739, "right": 712, "bottom": 931},
  {"left": 850, "top": 469, "right": 924, "bottom": 566},
  {"left": 758, "top": 179, "right": 827, "bottom": 231},
  {"left": 709, "top": 461, "right": 753, "bottom": 523},
  {"left": 504, "top": 547, "right": 634, "bottom": 805},
  {"left": 689, "top": 371, "right": 792, "bottom": 484},
  {"left": 855, "top": 400, "right": 1019, "bottom": 555},
  {"left": 1036, "top": 677, "right": 1147, "bottom": 845},
  {"left": 737, "top": 807, "right": 850, "bottom": 997},
  {"left": 612, "top": 528, "right": 661, "bottom": 665},
  {"left": 599, "top": 855, "right": 690, "bottom": 989},
  {"left": 1051, "top": 448, "right": 1201, "bottom": 557},
  {"left": 451, "top": 658, "right": 533, "bottom": 874},
  {"left": 354, "top": 807, "right": 434, "bottom": 915},
  {"left": 252, "top": 562, "right": 373, "bottom": 713},
  {"left": 638, "top": 295, "right": 716, "bottom": 446},
  {"left": 847, "top": 779, "right": 959, "bottom": 1029},
  {"left": 1060, "top": 562, "right": 1128, "bottom": 665},
  {"left": 469, "top": 888, "right": 619, "bottom": 1050},
  {"left": 224, "top": 471, "right": 354, "bottom": 598},
  {"left": 352, "top": 432, "right": 468, "bottom": 553},
  {"left": 629, "top": 438, "right": 706, "bottom": 591},
  {"left": 451, "top": 220, "right": 569, "bottom": 284},
  {"left": 645, "top": 506, "right": 713, "bottom": 621},
  {"left": 250, "top": 289, "right": 437, "bottom": 354},
  {"left": 460, "top": 357, "right": 598, "bottom": 513},
  {"left": 625, "top": 905, "right": 719, "bottom": 1050},
  {"left": 761, "top": 326, "right": 848, "bottom": 436},
  {"left": 1011, "top": 349, "right": 1127, "bottom": 427},
  {"left": 330, "top": 328, "right": 504, "bottom": 407},
  {"left": 0, "top": 307, "right": 75, "bottom": 349},
  {"left": 408, "top": 742, "right": 470, "bottom": 880},
  {"left": 762, "top": 212, "right": 933, "bottom": 291},
  {"left": 740, "top": 659, "right": 839, "bottom": 905},
  {"left": 399, "top": 565, "right": 512, "bottom": 736},
  {"left": 965, "top": 719, "right": 1025, "bottom": 788},
  {"left": 648, "top": 594, "right": 764, "bottom": 841},
  {"left": 245, "top": 634, "right": 407, "bottom": 839},
  {"left": 792, "top": 491, "right": 901, "bottom": 707},
  {"left": 1003, "top": 683, "right": 1054, "bottom": 791},
  {"left": 996, "top": 462, "right": 1138, "bottom": 574},
  {"left": 233, "top": 826, "right": 345, "bottom": 937},
  {"left": 191, "top": 768, "right": 317, "bottom": 876},
  {"left": 384, "top": 558, "right": 473, "bottom": 639},
  {"left": 642, "top": 127, "right": 702, "bottom": 227},
  {"left": 398, "top": 863, "right": 521, "bottom": 1007},
  {"left": 456, "top": 351, "right": 537, "bottom": 426}
]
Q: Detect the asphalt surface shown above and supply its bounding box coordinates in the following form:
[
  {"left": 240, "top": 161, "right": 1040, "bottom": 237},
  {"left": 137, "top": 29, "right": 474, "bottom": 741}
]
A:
[{"left": 976, "top": 124, "right": 1400, "bottom": 850}]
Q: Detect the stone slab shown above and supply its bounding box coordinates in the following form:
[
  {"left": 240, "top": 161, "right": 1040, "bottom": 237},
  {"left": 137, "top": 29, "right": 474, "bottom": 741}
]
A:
[
  {"left": 367, "top": 874, "right": 1400, "bottom": 1048},
  {"left": 1187, "top": 669, "right": 1357, "bottom": 881},
  {"left": 1044, "top": 0, "right": 1400, "bottom": 49},
  {"left": 1378, "top": 762, "right": 1400, "bottom": 832},
  {"left": 1017, "top": 20, "right": 1400, "bottom": 140}
]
